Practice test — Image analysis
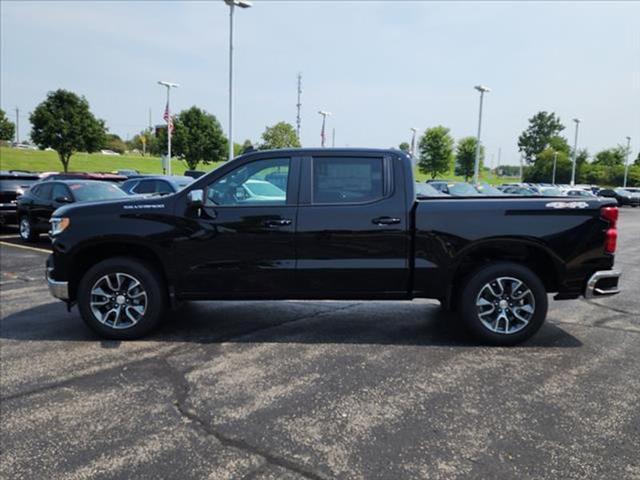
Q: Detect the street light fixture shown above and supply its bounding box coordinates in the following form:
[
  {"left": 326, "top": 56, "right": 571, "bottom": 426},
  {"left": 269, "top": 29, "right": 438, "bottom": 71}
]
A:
[
  {"left": 224, "top": 0, "right": 252, "bottom": 162},
  {"left": 157, "top": 81, "right": 179, "bottom": 176},
  {"left": 318, "top": 110, "right": 331, "bottom": 147},
  {"left": 570, "top": 118, "right": 581, "bottom": 186},
  {"left": 473, "top": 85, "right": 490, "bottom": 185},
  {"left": 410, "top": 127, "right": 418, "bottom": 158},
  {"left": 623, "top": 136, "right": 631, "bottom": 188}
]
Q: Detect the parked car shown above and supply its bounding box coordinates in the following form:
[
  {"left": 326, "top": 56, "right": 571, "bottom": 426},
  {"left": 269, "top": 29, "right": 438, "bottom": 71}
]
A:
[
  {"left": 475, "top": 183, "right": 504, "bottom": 195},
  {"left": 120, "top": 176, "right": 193, "bottom": 196},
  {"left": 115, "top": 169, "right": 140, "bottom": 177},
  {"left": 184, "top": 170, "right": 206, "bottom": 179},
  {"left": 415, "top": 183, "right": 449, "bottom": 197},
  {"left": 0, "top": 171, "right": 41, "bottom": 226},
  {"left": 45, "top": 148, "right": 621, "bottom": 345},
  {"left": 539, "top": 187, "right": 566, "bottom": 196},
  {"left": 598, "top": 188, "right": 640, "bottom": 207},
  {"left": 16, "top": 180, "right": 128, "bottom": 241},
  {"left": 499, "top": 186, "right": 537, "bottom": 196},
  {"left": 565, "top": 189, "right": 596, "bottom": 198},
  {"left": 40, "top": 172, "right": 127, "bottom": 183},
  {"left": 425, "top": 181, "right": 482, "bottom": 196}
]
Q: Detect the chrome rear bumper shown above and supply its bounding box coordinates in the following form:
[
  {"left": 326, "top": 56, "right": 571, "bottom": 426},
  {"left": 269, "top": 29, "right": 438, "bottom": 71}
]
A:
[
  {"left": 585, "top": 270, "right": 621, "bottom": 299},
  {"left": 46, "top": 267, "right": 69, "bottom": 300}
]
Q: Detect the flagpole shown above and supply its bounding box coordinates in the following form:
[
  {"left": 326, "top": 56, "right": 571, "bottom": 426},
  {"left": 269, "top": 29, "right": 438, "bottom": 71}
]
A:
[{"left": 158, "top": 80, "right": 179, "bottom": 175}]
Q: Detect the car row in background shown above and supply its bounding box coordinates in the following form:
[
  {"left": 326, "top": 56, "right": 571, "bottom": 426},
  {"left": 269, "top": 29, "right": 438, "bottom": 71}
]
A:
[
  {"left": 120, "top": 176, "right": 193, "bottom": 196},
  {"left": 16, "top": 180, "right": 129, "bottom": 241}
]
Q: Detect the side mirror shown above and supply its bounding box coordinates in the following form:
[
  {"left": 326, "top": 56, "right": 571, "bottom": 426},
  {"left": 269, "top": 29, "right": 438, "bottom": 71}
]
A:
[
  {"left": 54, "top": 196, "right": 73, "bottom": 204},
  {"left": 187, "top": 189, "right": 204, "bottom": 207}
]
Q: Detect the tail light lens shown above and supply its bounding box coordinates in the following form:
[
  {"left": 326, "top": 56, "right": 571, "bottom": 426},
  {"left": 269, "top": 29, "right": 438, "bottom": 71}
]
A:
[{"left": 601, "top": 206, "right": 619, "bottom": 254}]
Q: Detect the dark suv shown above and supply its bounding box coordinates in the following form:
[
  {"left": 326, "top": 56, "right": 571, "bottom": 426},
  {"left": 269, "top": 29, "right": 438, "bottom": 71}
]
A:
[{"left": 0, "top": 171, "right": 40, "bottom": 227}]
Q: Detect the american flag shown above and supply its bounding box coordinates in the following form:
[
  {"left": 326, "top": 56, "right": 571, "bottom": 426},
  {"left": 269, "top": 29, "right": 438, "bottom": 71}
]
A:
[{"left": 163, "top": 101, "right": 174, "bottom": 133}]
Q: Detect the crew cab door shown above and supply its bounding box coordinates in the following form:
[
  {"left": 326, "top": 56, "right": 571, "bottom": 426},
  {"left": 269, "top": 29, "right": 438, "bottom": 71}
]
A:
[
  {"left": 295, "top": 154, "right": 410, "bottom": 297},
  {"left": 177, "top": 156, "right": 300, "bottom": 298}
]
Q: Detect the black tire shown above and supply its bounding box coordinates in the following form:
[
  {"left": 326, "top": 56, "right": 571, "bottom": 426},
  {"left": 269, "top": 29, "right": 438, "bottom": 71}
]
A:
[
  {"left": 18, "top": 216, "right": 39, "bottom": 242},
  {"left": 458, "top": 262, "right": 548, "bottom": 346},
  {"left": 77, "top": 257, "right": 167, "bottom": 339}
]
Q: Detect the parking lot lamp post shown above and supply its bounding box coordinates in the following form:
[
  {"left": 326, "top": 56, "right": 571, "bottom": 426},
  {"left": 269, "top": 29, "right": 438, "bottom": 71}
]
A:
[
  {"left": 158, "top": 81, "right": 179, "bottom": 176},
  {"left": 623, "top": 136, "right": 631, "bottom": 188},
  {"left": 410, "top": 127, "right": 418, "bottom": 158},
  {"left": 318, "top": 111, "right": 331, "bottom": 147},
  {"left": 552, "top": 150, "right": 558, "bottom": 185},
  {"left": 224, "top": 0, "right": 252, "bottom": 162},
  {"left": 570, "top": 118, "right": 580, "bottom": 186},
  {"left": 473, "top": 85, "right": 490, "bottom": 185}
]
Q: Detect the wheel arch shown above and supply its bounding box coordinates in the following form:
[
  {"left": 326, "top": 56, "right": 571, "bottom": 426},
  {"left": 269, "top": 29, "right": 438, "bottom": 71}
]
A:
[
  {"left": 67, "top": 241, "right": 170, "bottom": 302},
  {"left": 445, "top": 238, "right": 563, "bottom": 310}
]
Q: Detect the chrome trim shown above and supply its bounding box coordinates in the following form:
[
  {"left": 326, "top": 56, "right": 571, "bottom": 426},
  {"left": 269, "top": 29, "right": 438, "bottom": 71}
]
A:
[
  {"left": 585, "top": 270, "right": 621, "bottom": 299},
  {"left": 46, "top": 267, "right": 69, "bottom": 300}
]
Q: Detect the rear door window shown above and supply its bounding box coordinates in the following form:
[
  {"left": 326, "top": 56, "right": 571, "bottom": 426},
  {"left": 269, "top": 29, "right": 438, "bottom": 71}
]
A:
[
  {"left": 312, "top": 157, "right": 384, "bottom": 204},
  {"left": 134, "top": 180, "right": 157, "bottom": 194},
  {"left": 52, "top": 183, "right": 71, "bottom": 201}
]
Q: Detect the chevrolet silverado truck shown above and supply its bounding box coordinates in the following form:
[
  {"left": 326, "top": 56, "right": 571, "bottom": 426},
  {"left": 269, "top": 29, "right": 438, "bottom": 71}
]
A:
[{"left": 45, "top": 148, "right": 621, "bottom": 345}]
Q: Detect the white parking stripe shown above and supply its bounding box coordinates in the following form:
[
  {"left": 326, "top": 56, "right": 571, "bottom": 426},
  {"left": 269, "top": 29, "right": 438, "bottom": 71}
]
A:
[{"left": 0, "top": 241, "right": 50, "bottom": 254}]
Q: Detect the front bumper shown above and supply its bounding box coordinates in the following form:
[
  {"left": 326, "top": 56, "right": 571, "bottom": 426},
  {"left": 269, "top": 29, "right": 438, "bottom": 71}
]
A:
[
  {"left": 46, "top": 266, "right": 69, "bottom": 300},
  {"left": 584, "top": 270, "right": 621, "bottom": 299}
]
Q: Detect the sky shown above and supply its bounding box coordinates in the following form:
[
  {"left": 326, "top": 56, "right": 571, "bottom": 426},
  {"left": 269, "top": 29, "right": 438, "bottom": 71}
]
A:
[{"left": 1, "top": 0, "right": 639, "bottom": 166}]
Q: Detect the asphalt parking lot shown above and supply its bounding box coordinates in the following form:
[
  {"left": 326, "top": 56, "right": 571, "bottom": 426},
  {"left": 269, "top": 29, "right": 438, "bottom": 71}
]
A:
[{"left": 1, "top": 210, "right": 639, "bottom": 480}]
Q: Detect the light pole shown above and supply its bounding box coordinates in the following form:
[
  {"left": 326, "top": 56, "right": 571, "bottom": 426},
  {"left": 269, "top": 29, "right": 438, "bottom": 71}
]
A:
[
  {"left": 623, "top": 136, "right": 631, "bottom": 188},
  {"left": 570, "top": 118, "right": 580, "bottom": 186},
  {"left": 410, "top": 127, "right": 418, "bottom": 158},
  {"left": 224, "top": 0, "right": 252, "bottom": 162},
  {"left": 473, "top": 85, "right": 490, "bottom": 185},
  {"left": 318, "top": 111, "right": 331, "bottom": 147},
  {"left": 158, "top": 81, "right": 179, "bottom": 175},
  {"left": 552, "top": 150, "right": 558, "bottom": 185}
]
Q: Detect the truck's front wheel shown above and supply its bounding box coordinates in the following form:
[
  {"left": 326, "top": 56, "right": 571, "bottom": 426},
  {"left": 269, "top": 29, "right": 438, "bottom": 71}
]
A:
[
  {"left": 77, "top": 257, "right": 167, "bottom": 339},
  {"left": 459, "top": 262, "right": 547, "bottom": 346}
]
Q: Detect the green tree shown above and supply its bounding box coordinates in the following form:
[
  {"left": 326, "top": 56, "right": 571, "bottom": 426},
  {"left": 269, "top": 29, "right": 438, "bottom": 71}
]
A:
[
  {"left": 0, "top": 109, "right": 15, "bottom": 142},
  {"left": 635, "top": 151, "right": 640, "bottom": 166},
  {"left": 454, "top": 136, "right": 484, "bottom": 181},
  {"left": 592, "top": 147, "right": 625, "bottom": 167},
  {"left": 417, "top": 126, "right": 454, "bottom": 179},
  {"left": 30, "top": 89, "right": 106, "bottom": 172},
  {"left": 104, "top": 133, "right": 127, "bottom": 154},
  {"left": 161, "top": 106, "right": 227, "bottom": 170},
  {"left": 517, "top": 111, "right": 565, "bottom": 163},
  {"left": 523, "top": 147, "right": 572, "bottom": 183},
  {"left": 398, "top": 142, "right": 410, "bottom": 152},
  {"left": 260, "top": 122, "right": 300, "bottom": 150}
]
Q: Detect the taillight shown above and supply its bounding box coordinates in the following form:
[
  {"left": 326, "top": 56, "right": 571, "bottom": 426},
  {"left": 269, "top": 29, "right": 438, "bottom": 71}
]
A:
[{"left": 601, "top": 206, "right": 619, "bottom": 254}]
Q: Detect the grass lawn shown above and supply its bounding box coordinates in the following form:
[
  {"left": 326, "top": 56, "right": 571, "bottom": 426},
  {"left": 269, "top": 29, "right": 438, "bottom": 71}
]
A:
[
  {"left": 0, "top": 146, "right": 518, "bottom": 185},
  {"left": 0, "top": 147, "right": 223, "bottom": 175}
]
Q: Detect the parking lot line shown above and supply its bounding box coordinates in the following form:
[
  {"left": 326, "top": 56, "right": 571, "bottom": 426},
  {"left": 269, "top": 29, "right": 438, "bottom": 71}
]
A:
[{"left": 0, "top": 241, "right": 50, "bottom": 254}]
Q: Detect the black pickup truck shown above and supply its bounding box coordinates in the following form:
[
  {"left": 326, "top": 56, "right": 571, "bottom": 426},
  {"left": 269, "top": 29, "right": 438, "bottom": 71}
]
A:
[{"left": 45, "top": 148, "right": 621, "bottom": 345}]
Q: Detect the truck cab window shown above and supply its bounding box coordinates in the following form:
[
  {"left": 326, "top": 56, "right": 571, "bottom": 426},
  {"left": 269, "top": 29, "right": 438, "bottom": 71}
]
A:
[
  {"left": 313, "top": 157, "right": 384, "bottom": 204},
  {"left": 205, "top": 158, "right": 289, "bottom": 206}
]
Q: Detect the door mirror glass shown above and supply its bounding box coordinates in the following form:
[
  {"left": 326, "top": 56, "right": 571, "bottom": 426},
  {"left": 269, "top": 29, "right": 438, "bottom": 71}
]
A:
[
  {"left": 54, "top": 195, "right": 73, "bottom": 204},
  {"left": 187, "top": 189, "right": 204, "bottom": 207}
]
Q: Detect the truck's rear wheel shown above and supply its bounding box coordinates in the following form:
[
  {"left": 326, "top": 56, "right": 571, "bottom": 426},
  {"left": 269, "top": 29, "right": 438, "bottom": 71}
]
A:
[
  {"left": 459, "top": 262, "right": 547, "bottom": 346},
  {"left": 77, "top": 257, "right": 167, "bottom": 339}
]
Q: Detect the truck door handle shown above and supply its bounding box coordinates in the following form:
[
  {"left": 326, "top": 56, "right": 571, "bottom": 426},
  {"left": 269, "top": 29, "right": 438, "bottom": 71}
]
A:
[
  {"left": 263, "top": 218, "right": 292, "bottom": 227},
  {"left": 372, "top": 216, "right": 401, "bottom": 226}
]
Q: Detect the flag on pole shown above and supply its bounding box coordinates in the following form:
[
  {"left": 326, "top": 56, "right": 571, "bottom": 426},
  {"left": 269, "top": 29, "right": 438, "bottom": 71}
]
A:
[{"left": 163, "top": 101, "right": 174, "bottom": 133}]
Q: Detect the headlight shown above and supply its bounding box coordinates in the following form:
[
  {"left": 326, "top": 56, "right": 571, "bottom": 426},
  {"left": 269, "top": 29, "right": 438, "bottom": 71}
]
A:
[{"left": 50, "top": 217, "right": 70, "bottom": 236}]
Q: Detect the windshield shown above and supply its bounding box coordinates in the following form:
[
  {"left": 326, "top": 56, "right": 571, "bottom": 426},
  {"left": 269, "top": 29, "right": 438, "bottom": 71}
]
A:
[
  {"left": 540, "top": 188, "right": 564, "bottom": 196},
  {"left": 415, "top": 183, "right": 446, "bottom": 197},
  {"left": 244, "top": 181, "right": 285, "bottom": 197},
  {"left": 475, "top": 183, "right": 504, "bottom": 195},
  {"left": 448, "top": 183, "right": 481, "bottom": 196},
  {"left": 615, "top": 188, "right": 632, "bottom": 195},
  {"left": 0, "top": 178, "right": 39, "bottom": 191},
  {"left": 68, "top": 182, "right": 128, "bottom": 202}
]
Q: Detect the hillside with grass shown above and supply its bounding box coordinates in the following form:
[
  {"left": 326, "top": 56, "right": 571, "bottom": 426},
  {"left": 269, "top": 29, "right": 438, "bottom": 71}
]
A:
[{"left": 0, "top": 146, "right": 518, "bottom": 185}]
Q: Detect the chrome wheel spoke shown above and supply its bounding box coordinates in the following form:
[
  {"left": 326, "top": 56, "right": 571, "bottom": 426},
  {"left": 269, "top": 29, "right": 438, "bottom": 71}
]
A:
[
  {"left": 476, "top": 276, "right": 535, "bottom": 335},
  {"left": 90, "top": 272, "right": 147, "bottom": 330}
]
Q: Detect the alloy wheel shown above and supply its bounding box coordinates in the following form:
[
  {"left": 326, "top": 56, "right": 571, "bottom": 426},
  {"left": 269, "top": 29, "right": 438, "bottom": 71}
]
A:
[
  {"left": 90, "top": 273, "right": 148, "bottom": 329},
  {"left": 475, "top": 276, "right": 535, "bottom": 335},
  {"left": 19, "top": 218, "right": 30, "bottom": 239}
]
